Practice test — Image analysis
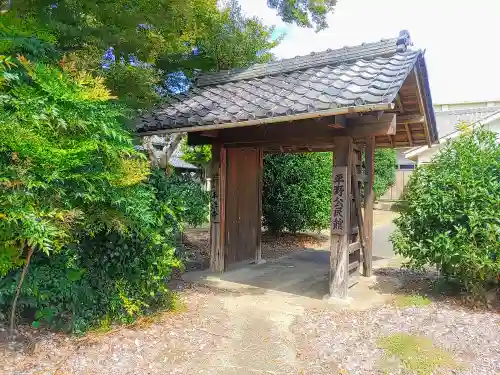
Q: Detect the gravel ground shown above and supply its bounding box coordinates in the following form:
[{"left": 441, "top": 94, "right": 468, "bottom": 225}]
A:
[
  {"left": 1, "top": 286, "right": 231, "bottom": 375},
  {"left": 3, "top": 268, "right": 499, "bottom": 375},
  {"left": 293, "top": 302, "right": 500, "bottom": 374}
]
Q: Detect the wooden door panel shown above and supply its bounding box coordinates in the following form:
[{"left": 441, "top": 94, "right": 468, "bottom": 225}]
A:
[{"left": 224, "top": 148, "right": 261, "bottom": 266}]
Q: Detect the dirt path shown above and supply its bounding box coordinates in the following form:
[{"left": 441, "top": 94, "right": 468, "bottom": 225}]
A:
[{"left": 203, "top": 293, "right": 304, "bottom": 374}]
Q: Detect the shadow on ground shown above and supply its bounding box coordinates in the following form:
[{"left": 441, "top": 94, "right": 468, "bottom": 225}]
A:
[{"left": 182, "top": 249, "right": 387, "bottom": 300}]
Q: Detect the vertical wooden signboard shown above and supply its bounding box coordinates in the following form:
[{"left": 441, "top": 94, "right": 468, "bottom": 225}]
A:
[
  {"left": 331, "top": 167, "right": 348, "bottom": 235},
  {"left": 329, "top": 138, "right": 353, "bottom": 299}
]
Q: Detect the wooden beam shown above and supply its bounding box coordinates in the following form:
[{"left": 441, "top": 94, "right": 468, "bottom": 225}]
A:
[
  {"left": 348, "top": 242, "right": 361, "bottom": 254},
  {"left": 405, "top": 123, "right": 414, "bottom": 147},
  {"left": 363, "top": 136, "right": 375, "bottom": 277},
  {"left": 348, "top": 261, "right": 360, "bottom": 272},
  {"left": 346, "top": 113, "right": 396, "bottom": 137},
  {"left": 224, "top": 139, "right": 337, "bottom": 150},
  {"left": 387, "top": 134, "right": 394, "bottom": 147},
  {"left": 350, "top": 148, "right": 364, "bottom": 277},
  {"left": 328, "top": 115, "right": 346, "bottom": 129},
  {"left": 200, "top": 130, "right": 219, "bottom": 138},
  {"left": 219, "top": 146, "right": 227, "bottom": 271},
  {"left": 413, "top": 71, "right": 432, "bottom": 146},
  {"left": 187, "top": 132, "right": 211, "bottom": 146},
  {"left": 329, "top": 137, "right": 353, "bottom": 299},
  {"left": 189, "top": 113, "right": 398, "bottom": 147},
  {"left": 396, "top": 114, "right": 424, "bottom": 124},
  {"left": 375, "top": 110, "right": 384, "bottom": 120},
  {"left": 351, "top": 154, "right": 366, "bottom": 267},
  {"left": 265, "top": 145, "right": 336, "bottom": 154}
]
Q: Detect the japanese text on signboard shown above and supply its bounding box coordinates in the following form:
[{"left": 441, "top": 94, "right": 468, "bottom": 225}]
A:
[
  {"left": 331, "top": 167, "right": 347, "bottom": 234},
  {"left": 211, "top": 190, "right": 219, "bottom": 218}
]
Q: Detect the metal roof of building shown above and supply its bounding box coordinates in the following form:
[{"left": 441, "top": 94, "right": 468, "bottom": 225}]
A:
[
  {"left": 435, "top": 106, "right": 500, "bottom": 139},
  {"left": 169, "top": 146, "right": 198, "bottom": 170}
]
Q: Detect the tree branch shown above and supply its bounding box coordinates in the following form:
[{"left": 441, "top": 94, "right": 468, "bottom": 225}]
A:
[{"left": 10, "top": 245, "right": 35, "bottom": 334}]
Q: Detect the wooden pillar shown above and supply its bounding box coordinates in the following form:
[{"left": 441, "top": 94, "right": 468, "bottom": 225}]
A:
[
  {"left": 363, "top": 136, "right": 375, "bottom": 277},
  {"left": 210, "top": 143, "right": 226, "bottom": 272},
  {"left": 329, "top": 137, "right": 353, "bottom": 298},
  {"left": 255, "top": 148, "right": 264, "bottom": 263}
]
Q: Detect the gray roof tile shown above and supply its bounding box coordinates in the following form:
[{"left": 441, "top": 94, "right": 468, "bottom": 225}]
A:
[{"left": 138, "top": 33, "right": 422, "bottom": 132}]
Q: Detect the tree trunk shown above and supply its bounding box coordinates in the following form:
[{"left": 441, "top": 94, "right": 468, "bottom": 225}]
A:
[
  {"left": 9, "top": 245, "right": 34, "bottom": 334},
  {"left": 0, "top": 0, "right": 12, "bottom": 13},
  {"left": 159, "top": 133, "right": 183, "bottom": 171},
  {"left": 165, "top": 133, "right": 183, "bottom": 162}
]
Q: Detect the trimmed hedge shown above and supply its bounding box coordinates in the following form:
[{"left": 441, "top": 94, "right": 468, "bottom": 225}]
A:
[{"left": 262, "top": 149, "right": 397, "bottom": 234}]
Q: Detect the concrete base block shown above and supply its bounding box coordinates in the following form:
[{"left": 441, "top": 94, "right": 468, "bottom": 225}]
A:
[
  {"left": 253, "top": 258, "right": 267, "bottom": 265},
  {"left": 322, "top": 294, "right": 353, "bottom": 306}
]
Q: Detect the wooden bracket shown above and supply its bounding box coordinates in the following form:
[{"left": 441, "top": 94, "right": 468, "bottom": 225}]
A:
[{"left": 328, "top": 115, "right": 347, "bottom": 129}]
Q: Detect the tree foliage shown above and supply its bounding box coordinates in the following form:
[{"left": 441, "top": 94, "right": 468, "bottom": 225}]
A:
[
  {"left": 266, "top": 0, "right": 337, "bottom": 31},
  {"left": 5, "top": 0, "right": 280, "bottom": 110},
  {"left": 151, "top": 171, "right": 209, "bottom": 229},
  {"left": 180, "top": 138, "right": 211, "bottom": 168},
  {"left": 0, "top": 54, "right": 152, "bottom": 268},
  {"left": 391, "top": 127, "right": 500, "bottom": 293},
  {"left": 160, "top": 1, "right": 280, "bottom": 75},
  {"left": 0, "top": 0, "right": 281, "bottom": 332},
  {"left": 0, "top": 50, "right": 184, "bottom": 331},
  {"left": 9, "top": 0, "right": 214, "bottom": 61},
  {"left": 0, "top": 169, "right": 184, "bottom": 333}
]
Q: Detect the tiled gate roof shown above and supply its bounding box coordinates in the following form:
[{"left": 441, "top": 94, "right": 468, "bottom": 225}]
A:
[{"left": 137, "top": 31, "right": 431, "bottom": 135}]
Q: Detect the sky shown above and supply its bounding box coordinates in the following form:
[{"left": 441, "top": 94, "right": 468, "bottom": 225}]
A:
[{"left": 239, "top": 0, "right": 500, "bottom": 104}]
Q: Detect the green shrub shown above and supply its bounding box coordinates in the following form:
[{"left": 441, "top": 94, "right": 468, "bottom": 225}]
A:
[
  {"left": 152, "top": 171, "right": 209, "bottom": 228},
  {"left": 391, "top": 127, "right": 500, "bottom": 292},
  {"left": 262, "top": 149, "right": 397, "bottom": 234},
  {"left": 0, "top": 54, "right": 183, "bottom": 332},
  {"left": 0, "top": 168, "right": 207, "bottom": 333},
  {"left": 0, "top": 233, "right": 179, "bottom": 334},
  {"left": 373, "top": 149, "right": 397, "bottom": 199},
  {"left": 0, "top": 170, "right": 185, "bottom": 333},
  {"left": 263, "top": 153, "right": 332, "bottom": 233},
  {"left": 180, "top": 139, "right": 211, "bottom": 169}
]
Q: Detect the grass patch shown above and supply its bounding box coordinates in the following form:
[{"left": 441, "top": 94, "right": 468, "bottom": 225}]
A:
[
  {"left": 394, "top": 294, "right": 431, "bottom": 308},
  {"left": 377, "top": 333, "right": 457, "bottom": 375}
]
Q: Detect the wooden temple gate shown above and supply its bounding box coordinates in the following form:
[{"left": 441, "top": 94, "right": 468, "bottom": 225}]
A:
[
  {"left": 204, "top": 119, "right": 388, "bottom": 298},
  {"left": 137, "top": 31, "right": 438, "bottom": 298}
]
